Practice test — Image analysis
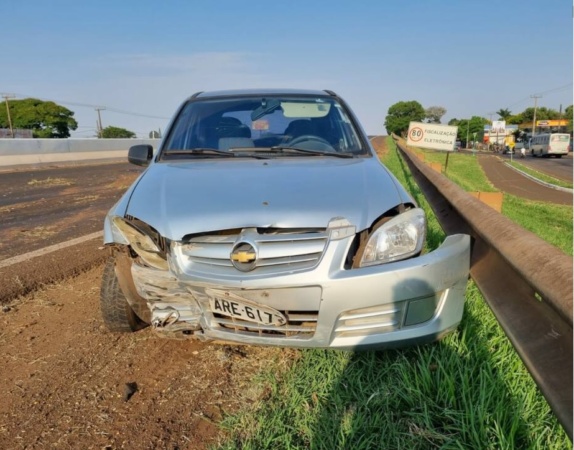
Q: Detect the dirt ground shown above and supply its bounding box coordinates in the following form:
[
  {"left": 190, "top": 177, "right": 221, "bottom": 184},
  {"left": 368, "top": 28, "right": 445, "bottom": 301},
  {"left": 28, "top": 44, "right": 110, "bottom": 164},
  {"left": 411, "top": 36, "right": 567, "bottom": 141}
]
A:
[
  {"left": 0, "top": 265, "right": 289, "bottom": 450},
  {"left": 0, "top": 161, "right": 294, "bottom": 449},
  {"left": 370, "top": 136, "right": 388, "bottom": 158}
]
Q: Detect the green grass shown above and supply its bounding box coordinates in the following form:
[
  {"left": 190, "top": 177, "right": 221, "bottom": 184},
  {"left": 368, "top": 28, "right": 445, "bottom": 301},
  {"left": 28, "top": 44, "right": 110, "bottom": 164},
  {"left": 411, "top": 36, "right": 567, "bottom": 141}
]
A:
[
  {"left": 503, "top": 194, "right": 573, "bottom": 255},
  {"left": 215, "top": 139, "right": 571, "bottom": 449},
  {"left": 507, "top": 161, "right": 573, "bottom": 189},
  {"left": 219, "top": 284, "right": 566, "bottom": 449},
  {"left": 412, "top": 149, "right": 496, "bottom": 192}
]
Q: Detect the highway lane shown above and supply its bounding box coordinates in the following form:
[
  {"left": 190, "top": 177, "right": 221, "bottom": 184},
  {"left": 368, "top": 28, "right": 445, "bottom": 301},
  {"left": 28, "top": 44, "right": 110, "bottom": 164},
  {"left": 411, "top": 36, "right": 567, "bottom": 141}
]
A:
[
  {"left": 0, "top": 161, "right": 143, "bottom": 261},
  {"left": 498, "top": 152, "right": 573, "bottom": 182}
]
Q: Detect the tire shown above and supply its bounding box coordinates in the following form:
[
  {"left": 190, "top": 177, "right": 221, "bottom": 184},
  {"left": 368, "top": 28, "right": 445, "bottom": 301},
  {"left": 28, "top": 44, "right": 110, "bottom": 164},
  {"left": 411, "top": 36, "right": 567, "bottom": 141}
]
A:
[{"left": 100, "top": 258, "right": 147, "bottom": 332}]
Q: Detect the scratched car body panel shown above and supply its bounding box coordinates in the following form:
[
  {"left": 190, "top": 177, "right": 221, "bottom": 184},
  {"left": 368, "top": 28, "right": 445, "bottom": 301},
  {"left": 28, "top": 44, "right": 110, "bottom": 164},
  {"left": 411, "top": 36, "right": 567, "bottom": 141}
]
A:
[{"left": 101, "top": 89, "right": 470, "bottom": 350}]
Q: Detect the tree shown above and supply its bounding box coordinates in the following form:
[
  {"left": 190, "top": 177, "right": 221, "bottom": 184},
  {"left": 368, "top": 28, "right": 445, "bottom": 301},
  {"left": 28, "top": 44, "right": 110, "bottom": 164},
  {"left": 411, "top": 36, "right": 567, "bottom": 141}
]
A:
[
  {"left": 496, "top": 108, "right": 512, "bottom": 120},
  {"left": 101, "top": 126, "right": 136, "bottom": 138},
  {"left": 424, "top": 106, "right": 447, "bottom": 124},
  {"left": 564, "top": 105, "right": 573, "bottom": 132},
  {"left": 506, "top": 114, "right": 524, "bottom": 125},
  {"left": 519, "top": 106, "right": 562, "bottom": 125},
  {"left": 384, "top": 101, "right": 425, "bottom": 137},
  {"left": 455, "top": 116, "right": 490, "bottom": 145},
  {"left": 0, "top": 98, "right": 78, "bottom": 138}
]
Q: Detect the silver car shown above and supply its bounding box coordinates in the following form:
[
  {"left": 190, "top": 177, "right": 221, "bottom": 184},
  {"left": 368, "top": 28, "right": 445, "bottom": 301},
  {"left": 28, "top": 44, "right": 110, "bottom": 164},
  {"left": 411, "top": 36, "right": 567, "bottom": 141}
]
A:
[{"left": 101, "top": 89, "right": 470, "bottom": 350}]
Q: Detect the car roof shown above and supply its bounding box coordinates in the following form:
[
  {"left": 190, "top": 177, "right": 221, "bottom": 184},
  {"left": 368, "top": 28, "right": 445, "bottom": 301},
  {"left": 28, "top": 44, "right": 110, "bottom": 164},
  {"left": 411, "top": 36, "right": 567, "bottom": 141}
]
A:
[{"left": 192, "top": 88, "right": 335, "bottom": 99}]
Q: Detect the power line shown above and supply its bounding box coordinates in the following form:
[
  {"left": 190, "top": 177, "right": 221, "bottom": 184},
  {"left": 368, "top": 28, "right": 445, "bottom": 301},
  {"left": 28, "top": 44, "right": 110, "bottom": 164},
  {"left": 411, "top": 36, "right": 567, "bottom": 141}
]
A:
[
  {"left": 538, "top": 83, "right": 573, "bottom": 96},
  {"left": 9, "top": 92, "right": 171, "bottom": 120},
  {"left": 486, "top": 83, "right": 573, "bottom": 118},
  {"left": 502, "top": 83, "right": 573, "bottom": 111}
]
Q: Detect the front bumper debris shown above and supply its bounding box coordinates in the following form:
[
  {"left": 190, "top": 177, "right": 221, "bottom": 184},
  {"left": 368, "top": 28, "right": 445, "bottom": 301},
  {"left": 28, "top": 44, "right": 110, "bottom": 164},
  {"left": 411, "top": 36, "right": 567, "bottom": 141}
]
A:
[{"left": 129, "top": 233, "right": 470, "bottom": 350}]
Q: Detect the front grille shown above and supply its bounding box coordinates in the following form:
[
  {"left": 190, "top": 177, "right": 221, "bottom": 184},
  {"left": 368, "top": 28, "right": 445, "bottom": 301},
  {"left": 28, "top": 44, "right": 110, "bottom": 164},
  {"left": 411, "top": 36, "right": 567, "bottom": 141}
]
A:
[
  {"left": 174, "top": 227, "right": 328, "bottom": 276},
  {"left": 210, "top": 310, "right": 318, "bottom": 339}
]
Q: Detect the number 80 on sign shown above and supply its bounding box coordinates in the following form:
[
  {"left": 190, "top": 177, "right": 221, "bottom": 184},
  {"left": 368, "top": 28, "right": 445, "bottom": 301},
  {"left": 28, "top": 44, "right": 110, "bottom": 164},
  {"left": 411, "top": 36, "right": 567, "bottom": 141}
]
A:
[{"left": 409, "top": 127, "right": 424, "bottom": 142}]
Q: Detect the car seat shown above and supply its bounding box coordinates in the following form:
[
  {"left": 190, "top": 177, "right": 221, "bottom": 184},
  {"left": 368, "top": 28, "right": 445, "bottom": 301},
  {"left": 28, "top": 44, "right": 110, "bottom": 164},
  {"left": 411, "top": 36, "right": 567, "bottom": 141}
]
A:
[{"left": 216, "top": 117, "right": 254, "bottom": 150}]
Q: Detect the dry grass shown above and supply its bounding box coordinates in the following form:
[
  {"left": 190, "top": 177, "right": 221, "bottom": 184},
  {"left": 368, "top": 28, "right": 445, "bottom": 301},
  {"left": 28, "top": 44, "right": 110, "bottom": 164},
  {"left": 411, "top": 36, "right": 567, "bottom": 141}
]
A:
[
  {"left": 21, "top": 226, "right": 57, "bottom": 239},
  {"left": 74, "top": 195, "right": 100, "bottom": 203},
  {"left": 27, "top": 177, "right": 75, "bottom": 187}
]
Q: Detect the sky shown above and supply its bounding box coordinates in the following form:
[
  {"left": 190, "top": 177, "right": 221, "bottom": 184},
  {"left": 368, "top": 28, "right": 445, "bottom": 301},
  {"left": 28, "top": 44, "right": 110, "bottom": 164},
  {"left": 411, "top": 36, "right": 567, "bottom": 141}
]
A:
[{"left": 1, "top": 0, "right": 572, "bottom": 138}]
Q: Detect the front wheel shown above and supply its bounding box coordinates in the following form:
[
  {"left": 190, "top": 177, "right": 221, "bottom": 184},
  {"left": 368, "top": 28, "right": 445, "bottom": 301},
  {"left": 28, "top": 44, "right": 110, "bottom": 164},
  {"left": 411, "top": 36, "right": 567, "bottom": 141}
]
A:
[{"left": 100, "top": 258, "right": 148, "bottom": 332}]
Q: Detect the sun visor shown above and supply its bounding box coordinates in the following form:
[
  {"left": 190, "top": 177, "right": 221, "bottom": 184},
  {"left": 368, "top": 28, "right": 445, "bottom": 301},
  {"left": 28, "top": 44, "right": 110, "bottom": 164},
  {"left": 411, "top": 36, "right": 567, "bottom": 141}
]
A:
[{"left": 281, "top": 102, "right": 331, "bottom": 118}]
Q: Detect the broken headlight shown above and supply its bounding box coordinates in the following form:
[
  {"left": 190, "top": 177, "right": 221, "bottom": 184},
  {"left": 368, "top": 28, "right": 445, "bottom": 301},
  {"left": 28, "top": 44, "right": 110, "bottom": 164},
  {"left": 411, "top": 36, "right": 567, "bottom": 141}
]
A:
[
  {"left": 358, "top": 208, "right": 426, "bottom": 267},
  {"left": 112, "top": 217, "right": 168, "bottom": 270}
]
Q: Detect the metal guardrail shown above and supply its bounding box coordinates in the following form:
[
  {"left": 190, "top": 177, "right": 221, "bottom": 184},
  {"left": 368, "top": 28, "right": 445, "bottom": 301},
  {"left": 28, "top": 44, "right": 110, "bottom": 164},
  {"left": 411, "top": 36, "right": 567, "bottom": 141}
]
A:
[{"left": 393, "top": 137, "right": 573, "bottom": 439}]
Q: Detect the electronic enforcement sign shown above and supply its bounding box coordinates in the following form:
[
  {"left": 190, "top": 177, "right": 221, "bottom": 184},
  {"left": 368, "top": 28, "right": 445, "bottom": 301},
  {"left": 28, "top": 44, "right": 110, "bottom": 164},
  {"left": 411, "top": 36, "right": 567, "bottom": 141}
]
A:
[{"left": 407, "top": 122, "right": 458, "bottom": 151}]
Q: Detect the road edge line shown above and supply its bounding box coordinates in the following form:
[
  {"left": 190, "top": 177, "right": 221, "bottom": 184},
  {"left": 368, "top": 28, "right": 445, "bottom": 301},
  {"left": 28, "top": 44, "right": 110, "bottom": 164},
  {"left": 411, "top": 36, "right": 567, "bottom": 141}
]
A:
[{"left": 0, "top": 231, "right": 103, "bottom": 269}]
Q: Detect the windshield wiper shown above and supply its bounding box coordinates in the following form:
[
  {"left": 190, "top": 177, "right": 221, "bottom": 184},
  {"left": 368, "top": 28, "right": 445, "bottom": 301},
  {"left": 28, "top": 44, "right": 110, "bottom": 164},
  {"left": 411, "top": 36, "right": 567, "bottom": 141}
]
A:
[
  {"left": 225, "top": 147, "right": 272, "bottom": 159},
  {"left": 162, "top": 148, "right": 236, "bottom": 157},
  {"left": 263, "top": 146, "right": 355, "bottom": 158}
]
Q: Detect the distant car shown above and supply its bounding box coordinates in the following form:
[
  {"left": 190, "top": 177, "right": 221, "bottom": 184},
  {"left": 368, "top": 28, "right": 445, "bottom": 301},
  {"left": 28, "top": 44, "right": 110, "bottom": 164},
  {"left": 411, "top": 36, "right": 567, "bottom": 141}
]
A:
[{"left": 100, "top": 89, "right": 470, "bottom": 350}]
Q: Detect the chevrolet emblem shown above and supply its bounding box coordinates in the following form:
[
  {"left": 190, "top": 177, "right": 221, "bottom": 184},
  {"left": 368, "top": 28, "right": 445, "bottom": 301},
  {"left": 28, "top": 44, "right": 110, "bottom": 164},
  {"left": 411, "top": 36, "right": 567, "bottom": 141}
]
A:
[{"left": 231, "top": 250, "right": 256, "bottom": 263}]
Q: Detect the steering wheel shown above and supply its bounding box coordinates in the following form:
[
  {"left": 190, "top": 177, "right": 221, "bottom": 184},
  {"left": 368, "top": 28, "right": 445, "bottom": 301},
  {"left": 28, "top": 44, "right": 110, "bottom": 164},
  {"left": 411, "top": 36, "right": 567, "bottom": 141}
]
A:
[{"left": 287, "top": 135, "right": 333, "bottom": 148}]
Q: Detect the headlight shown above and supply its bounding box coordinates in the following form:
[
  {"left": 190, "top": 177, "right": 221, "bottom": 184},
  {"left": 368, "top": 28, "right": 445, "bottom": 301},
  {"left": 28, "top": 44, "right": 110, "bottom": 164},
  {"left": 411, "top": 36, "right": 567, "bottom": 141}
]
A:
[
  {"left": 358, "top": 208, "right": 426, "bottom": 267},
  {"left": 112, "top": 217, "right": 168, "bottom": 270}
]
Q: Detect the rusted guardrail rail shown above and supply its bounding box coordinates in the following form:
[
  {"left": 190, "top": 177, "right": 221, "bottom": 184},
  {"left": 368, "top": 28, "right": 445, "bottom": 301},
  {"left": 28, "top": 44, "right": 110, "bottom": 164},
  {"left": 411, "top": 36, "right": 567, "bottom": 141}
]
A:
[{"left": 393, "top": 138, "right": 573, "bottom": 439}]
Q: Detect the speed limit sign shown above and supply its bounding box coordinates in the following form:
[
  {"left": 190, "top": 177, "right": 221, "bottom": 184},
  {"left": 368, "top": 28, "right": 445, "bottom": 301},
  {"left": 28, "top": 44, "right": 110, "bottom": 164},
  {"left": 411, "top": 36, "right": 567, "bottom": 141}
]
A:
[
  {"left": 409, "top": 126, "right": 424, "bottom": 142},
  {"left": 406, "top": 122, "right": 458, "bottom": 152}
]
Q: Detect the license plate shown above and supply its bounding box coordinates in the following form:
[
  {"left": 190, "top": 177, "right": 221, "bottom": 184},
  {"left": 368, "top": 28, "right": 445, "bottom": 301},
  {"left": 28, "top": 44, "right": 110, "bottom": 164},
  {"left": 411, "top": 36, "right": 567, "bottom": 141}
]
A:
[{"left": 209, "top": 297, "right": 286, "bottom": 326}]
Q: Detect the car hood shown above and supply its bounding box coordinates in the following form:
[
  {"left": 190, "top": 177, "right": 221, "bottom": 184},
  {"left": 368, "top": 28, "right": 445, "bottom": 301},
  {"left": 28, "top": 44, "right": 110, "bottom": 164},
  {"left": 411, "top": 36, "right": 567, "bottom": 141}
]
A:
[{"left": 123, "top": 157, "right": 409, "bottom": 240}]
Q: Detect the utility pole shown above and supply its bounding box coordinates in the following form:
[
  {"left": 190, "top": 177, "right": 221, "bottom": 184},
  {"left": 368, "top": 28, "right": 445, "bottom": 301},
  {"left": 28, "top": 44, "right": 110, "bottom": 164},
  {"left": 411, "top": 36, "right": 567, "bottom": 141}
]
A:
[
  {"left": 1, "top": 93, "right": 16, "bottom": 138},
  {"left": 530, "top": 94, "right": 542, "bottom": 137},
  {"left": 95, "top": 107, "right": 105, "bottom": 138}
]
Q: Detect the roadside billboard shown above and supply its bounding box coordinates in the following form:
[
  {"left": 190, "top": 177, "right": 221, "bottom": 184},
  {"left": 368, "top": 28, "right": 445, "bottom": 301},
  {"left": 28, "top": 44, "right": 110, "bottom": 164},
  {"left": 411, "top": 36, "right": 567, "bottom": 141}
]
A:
[
  {"left": 491, "top": 121, "right": 506, "bottom": 135},
  {"left": 406, "top": 122, "right": 458, "bottom": 151}
]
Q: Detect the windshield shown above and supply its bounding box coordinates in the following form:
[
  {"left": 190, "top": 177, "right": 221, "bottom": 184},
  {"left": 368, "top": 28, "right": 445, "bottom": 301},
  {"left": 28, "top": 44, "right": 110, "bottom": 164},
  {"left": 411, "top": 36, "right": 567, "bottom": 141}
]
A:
[{"left": 161, "top": 95, "right": 367, "bottom": 159}]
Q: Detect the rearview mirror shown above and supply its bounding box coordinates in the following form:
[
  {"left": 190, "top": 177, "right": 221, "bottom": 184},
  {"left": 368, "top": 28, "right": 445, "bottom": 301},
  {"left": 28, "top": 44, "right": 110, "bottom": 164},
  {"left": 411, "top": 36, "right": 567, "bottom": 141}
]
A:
[{"left": 250, "top": 98, "right": 281, "bottom": 121}]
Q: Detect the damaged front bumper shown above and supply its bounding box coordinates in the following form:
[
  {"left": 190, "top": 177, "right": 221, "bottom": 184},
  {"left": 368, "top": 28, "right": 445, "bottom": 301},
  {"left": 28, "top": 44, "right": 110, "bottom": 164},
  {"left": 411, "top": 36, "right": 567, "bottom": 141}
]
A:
[{"left": 125, "top": 233, "right": 470, "bottom": 350}]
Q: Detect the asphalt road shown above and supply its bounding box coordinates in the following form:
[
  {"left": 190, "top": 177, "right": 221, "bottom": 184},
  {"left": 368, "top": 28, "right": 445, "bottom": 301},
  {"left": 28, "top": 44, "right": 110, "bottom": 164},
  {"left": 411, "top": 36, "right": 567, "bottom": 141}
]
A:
[
  {"left": 497, "top": 151, "right": 573, "bottom": 182},
  {"left": 0, "top": 161, "right": 143, "bottom": 261},
  {"left": 478, "top": 154, "right": 573, "bottom": 205}
]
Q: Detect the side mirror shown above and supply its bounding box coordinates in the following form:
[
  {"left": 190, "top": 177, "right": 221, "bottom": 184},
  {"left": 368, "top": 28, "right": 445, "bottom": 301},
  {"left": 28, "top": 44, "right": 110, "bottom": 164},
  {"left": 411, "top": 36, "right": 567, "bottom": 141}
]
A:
[{"left": 128, "top": 145, "right": 153, "bottom": 167}]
